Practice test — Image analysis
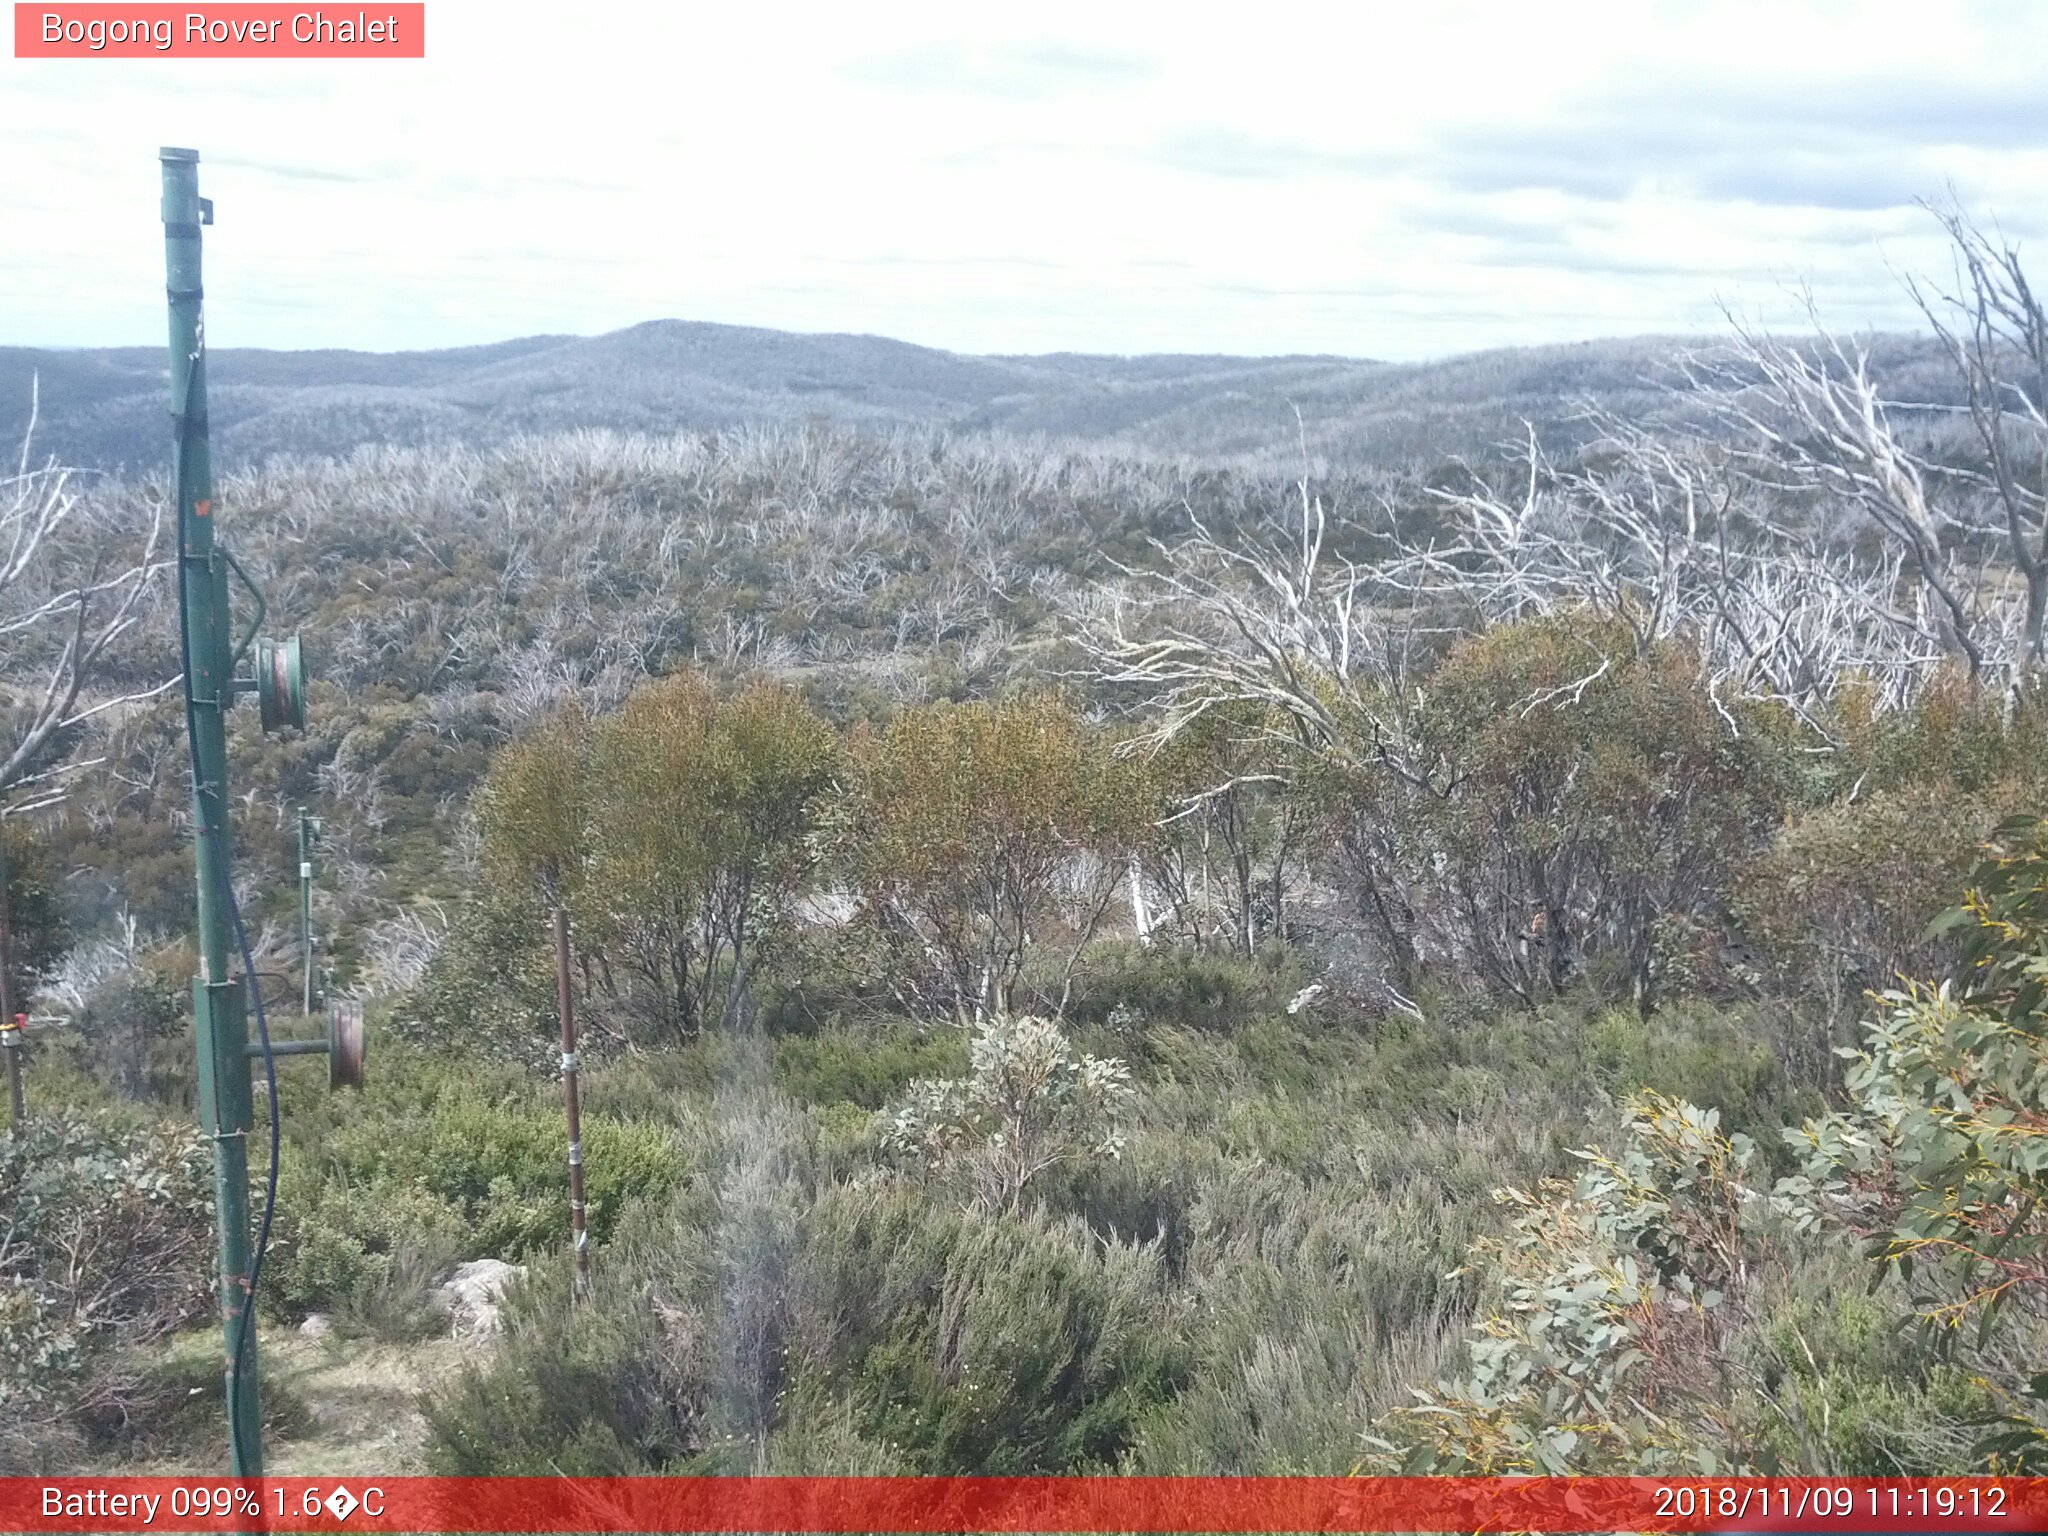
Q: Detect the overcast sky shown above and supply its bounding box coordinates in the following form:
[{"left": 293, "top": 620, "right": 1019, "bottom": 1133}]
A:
[{"left": 5, "top": 0, "right": 2045, "bottom": 360}]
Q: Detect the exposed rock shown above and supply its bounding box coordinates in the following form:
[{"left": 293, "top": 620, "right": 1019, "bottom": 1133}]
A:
[
  {"left": 298, "top": 1312, "right": 334, "bottom": 1339},
  {"left": 433, "top": 1259, "right": 527, "bottom": 1340},
  {"left": 1285, "top": 982, "right": 1326, "bottom": 1015}
]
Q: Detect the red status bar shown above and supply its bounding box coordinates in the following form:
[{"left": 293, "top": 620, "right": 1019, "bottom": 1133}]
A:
[{"left": 4, "top": 1476, "right": 2045, "bottom": 1533}]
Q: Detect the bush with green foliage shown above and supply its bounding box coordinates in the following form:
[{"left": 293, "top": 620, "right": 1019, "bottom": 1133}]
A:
[
  {"left": 1737, "top": 784, "right": 1997, "bottom": 1009},
  {"left": 1136, "top": 704, "right": 1316, "bottom": 954},
  {"left": 845, "top": 693, "right": 1156, "bottom": 1019},
  {"left": 1779, "top": 816, "right": 2048, "bottom": 1466},
  {"left": 264, "top": 1046, "right": 683, "bottom": 1328},
  {"left": 1368, "top": 1094, "right": 1787, "bottom": 1474},
  {"left": 0, "top": 1110, "right": 212, "bottom": 1470},
  {"left": 426, "top": 1114, "right": 1186, "bottom": 1477},
  {"left": 1737, "top": 672, "right": 2048, "bottom": 1009},
  {"left": 881, "top": 1013, "right": 1133, "bottom": 1213},
  {"left": 308, "top": 1090, "right": 679, "bottom": 1263},
  {"left": 1328, "top": 614, "right": 1795, "bottom": 1007},
  {"left": 1830, "top": 669, "right": 2048, "bottom": 799},
  {"left": 401, "top": 885, "right": 561, "bottom": 1064},
  {"left": 0, "top": 819, "right": 69, "bottom": 1012},
  {"left": 788, "top": 1187, "right": 1187, "bottom": 1473},
  {"left": 585, "top": 675, "right": 839, "bottom": 1039},
  {"left": 773, "top": 1025, "right": 964, "bottom": 1109},
  {"left": 473, "top": 675, "right": 840, "bottom": 1045},
  {"left": 1064, "top": 939, "right": 1307, "bottom": 1037},
  {"left": 265, "top": 1166, "right": 465, "bottom": 1338},
  {"left": 58, "top": 955, "right": 189, "bottom": 1105}
]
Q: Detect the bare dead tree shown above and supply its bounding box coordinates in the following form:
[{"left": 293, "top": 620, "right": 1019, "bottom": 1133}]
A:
[
  {"left": 1686, "top": 305, "right": 1997, "bottom": 683},
  {"left": 1414, "top": 409, "right": 1979, "bottom": 725},
  {"left": 1076, "top": 469, "right": 1408, "bottom": 768},
  {"left": 1907, "top": 202, "right": 2048, "bottom": 673},
  {"left": 1074, "top": 397, "right": 1974, "bottom": 777},
  {"left": 1, "top": 382, "right": 173, "bottom": 798}
]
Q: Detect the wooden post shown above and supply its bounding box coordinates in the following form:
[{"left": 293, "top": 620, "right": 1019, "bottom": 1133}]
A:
[
  {"left": 1, "top": 818, "right": 21, "bottom": 1129},
  {"left": 552, "top": 904, "right": 591, "bottom": 1297}
]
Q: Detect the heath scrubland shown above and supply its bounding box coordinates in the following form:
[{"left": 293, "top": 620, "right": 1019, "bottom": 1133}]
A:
[{"left": 5, "top": 207, "right": 2048, "bottom": 1477}]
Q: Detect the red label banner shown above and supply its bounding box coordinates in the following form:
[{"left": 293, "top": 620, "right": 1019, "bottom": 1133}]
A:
[
  {"left": 2, "top": 1477, "right": 2045, "bottom": 1533},
  {"left": 13, "top": 5, "right": 424, "bottom": 57}
]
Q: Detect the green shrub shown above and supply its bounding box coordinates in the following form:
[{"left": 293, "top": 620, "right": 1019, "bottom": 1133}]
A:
[
  {"left": 1127, "top": 1155, "right": 1468, "bottom": 1473},
  {"left": 1736, "top": 784, "right": 2007, "bottom": 1008},
  {"left": 789, "top": 1186, "right": 1188, "bottom": 1473},
  {"left": 266, "top": 1170, "right": 464, "bottom": 1338},
  {"left": 1743, "top": 1251, "right": 1993, "bottom": 1474},
  {"left": 1778, "top": 817, "right": 2048, "bottom": 1466},
  {"left": 774, "top": 1025, "right": 964, "bottom": 1108},
  {"left": 757, "top": 1394, "right": 912, "bottom": 1474},
  {"left": 1369, "top": 1095, "right": 1794, "bottom": 1474},
  {"left": 843, "top": 692, "right": 1157, "bottom": 1019},
  {"left": 1329, "top": 614, "right": 1797, "bottom": 1006},
  {"left": 578, "top": 1040, "right": 716, "bottom": 1121},
  {"left": 399, "top": 888, "right": 559, "bottom": 1063},
  {"left": 428, "top": 1094, "right": 820, "bottom": 1475},
  {"left": 880, "top": 1014, "right": 1133, "bottom": 1214},
  {"left": 0, "top": 1110, "right": 213, "bottom": 1470},
  {"left": 424, "top": 1259, "right": 702, "bottom": 1474},
  {"left": 1584, "top": 1000, "right": 1822, "bottom": 1160},
  {"left": 69, "top": 958, "right": 190, "bottom": 1104},
  {"left": 1831, "top": 668, "right": 2048, "bottom": 798},
  {"left": 1, "top": 819, "right": 70, "bottom": 1010},
  {"left": 751, "top": 922, "right": 897, "bottom": 1035},
  {"left": 315, "top": 1089, "right": 680, "bottom": 1258},
  {"left": 262, "top": 1042, "right": 684, "bottom": 1347},
  {"left": 427, "top": 1155, "right": 1191, "bottom": 1477},
  {"left": 1066, "top": 941, "right": 1305, "bottom": 1036}
]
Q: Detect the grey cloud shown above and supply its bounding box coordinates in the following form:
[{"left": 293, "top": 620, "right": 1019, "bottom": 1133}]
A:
[
  {"left": 1687, "top": 155, "right": 1942, "bottom": 212},
  {"left": 1429, "top": 136, "right": 1951, "bottom": 212},
  {"left": 845, "top": 40, "right": 1157, "bottom": 99},
  {"left": 1421, "top": 70, "right": 2048, "bottom": 211},
  {"left": 1149, "top": 65, "right": 2044, "bottom": 217},
  {"left": 1148, "top": 128, "right": 1387, "bottom": 181},
  {"left": 1614, "top": 73, "right": 2048, "bottom": 154},
  {"left": 1416, "top": 205, "right": 1578, "bottom": 247},
  {"left": 203, "top": 156, "right": 376, "bottom": 184}
]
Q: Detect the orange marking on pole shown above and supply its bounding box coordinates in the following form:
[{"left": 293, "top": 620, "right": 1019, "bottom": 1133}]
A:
[{"left": 195, "top": 499, "right": 212, "bottom": 516}]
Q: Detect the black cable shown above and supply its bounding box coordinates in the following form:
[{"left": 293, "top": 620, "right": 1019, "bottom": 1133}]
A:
[
  {"left": 173, "top": 352, "right": 280, "bottom": 1475},
  {"left": 228, "top": 836, "right": 281, "bottom": 1475}
]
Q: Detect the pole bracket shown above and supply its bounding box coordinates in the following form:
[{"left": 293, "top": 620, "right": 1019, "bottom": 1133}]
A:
[{"left": 192, "top": 976, "right": 251, "bottom": 1138}]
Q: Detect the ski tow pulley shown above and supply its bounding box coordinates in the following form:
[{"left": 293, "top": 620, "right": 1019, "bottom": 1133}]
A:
[{"left": 255, "top": 633, "right": 307, "bottom": 733}]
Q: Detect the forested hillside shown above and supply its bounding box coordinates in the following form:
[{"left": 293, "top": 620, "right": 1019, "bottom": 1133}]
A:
[
  {"left": 0, "top": 323, "right": 1964, "bottom": 476},
  {"left": 5, "top": 214, "right": 2047, "bottom": 1479}
]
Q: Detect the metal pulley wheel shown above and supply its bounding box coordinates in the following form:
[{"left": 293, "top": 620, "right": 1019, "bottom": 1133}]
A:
[
  {"left": 255, "top": 633, "right": 307, "bottom": 733},
  {"left": 327, "top": 999, "right": 366, "bottom": 1090}
]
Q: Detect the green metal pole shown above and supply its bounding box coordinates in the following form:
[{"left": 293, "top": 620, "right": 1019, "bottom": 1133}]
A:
[
  {"left": 162, "top": 146, "right": 263, "bottom": 1478},
  {"left": 299, "top": 808, "right": 313, "bottom": 1015}
]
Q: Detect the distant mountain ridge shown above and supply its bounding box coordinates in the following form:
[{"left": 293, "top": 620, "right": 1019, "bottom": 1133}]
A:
[{"left": 0, "top": 318, "right": 1946, "bottom": 474}]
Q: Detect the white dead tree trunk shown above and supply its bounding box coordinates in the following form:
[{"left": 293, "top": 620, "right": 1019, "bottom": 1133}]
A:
[
  {"left": 1126, "top": 852, "right": 1154, "bottom": 947},
  {"left": 1908, "top": 202, "right": 2048, "bottom": 676},
  {"left": 1414, "top": 408, "right": 1975, "bottom": 722},
  {"left": 1082, "top": 206, "right": 2046, "bottom": 765},
  {"left": 2, "top": 382, "right": 173, "bottom": 799},
  {"left": 1077, "top": 470, "right": 1418, "bottom": 772},
  {"left": 1685, "top": 304, "right": 2007, "bottom": 686}
]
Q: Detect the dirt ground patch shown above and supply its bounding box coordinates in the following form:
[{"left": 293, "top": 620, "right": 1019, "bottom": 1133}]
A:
[
  {"left": 263, "top": 1328, "right": 463, "bottom": 1475},
  {"left": 128, "top": 1325, "right": 463, "bottom": 1475}
]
